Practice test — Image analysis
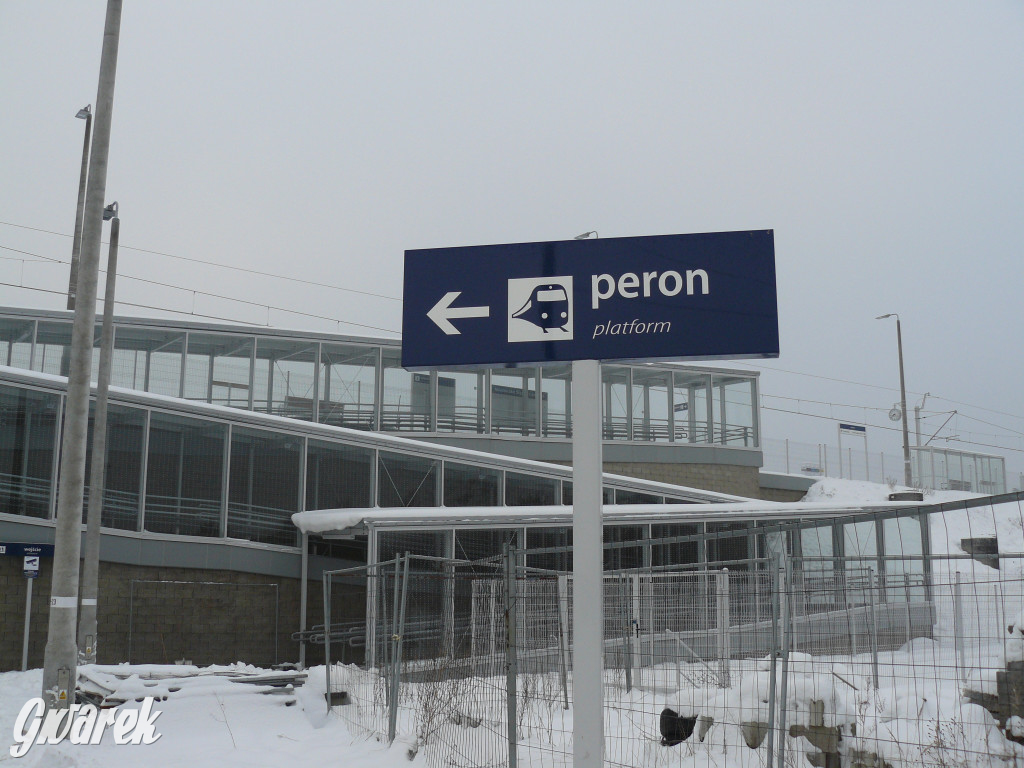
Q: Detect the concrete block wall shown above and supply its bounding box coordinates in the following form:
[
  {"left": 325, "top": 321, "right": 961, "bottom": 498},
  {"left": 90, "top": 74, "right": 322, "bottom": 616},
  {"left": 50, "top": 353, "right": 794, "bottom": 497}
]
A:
[
  {"left": 1, "top": 557, "right": 365, "bottom": 673},
  {"left": 602, "top": 461, "right": 763, "bottom": 499}
]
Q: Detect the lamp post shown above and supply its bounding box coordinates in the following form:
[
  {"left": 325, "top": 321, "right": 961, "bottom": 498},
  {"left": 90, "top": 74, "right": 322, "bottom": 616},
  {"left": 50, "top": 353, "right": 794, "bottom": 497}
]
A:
[
  {"left": 876, "top": 313, "right": 913, "bottom": 487},
  {"left": 68, "top": 106, "right": 93, "bottom": 311},
  {"left": 78, "top": 201, "right": 118, "bottom": 665},
  {"left": 42, "top": 0, "right": 122, "bottom": 710}
]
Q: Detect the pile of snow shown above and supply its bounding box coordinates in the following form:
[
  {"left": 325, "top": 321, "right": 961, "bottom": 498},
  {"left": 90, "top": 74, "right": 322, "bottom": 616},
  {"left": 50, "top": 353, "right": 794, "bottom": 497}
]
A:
[{"left": 801, "top": 477, "right": 980, "bottom": 505}]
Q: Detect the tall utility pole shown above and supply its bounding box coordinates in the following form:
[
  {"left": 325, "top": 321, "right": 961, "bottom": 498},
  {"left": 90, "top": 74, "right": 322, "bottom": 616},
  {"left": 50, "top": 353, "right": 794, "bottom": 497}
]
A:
[
  {"left": 42, "top": 0, "right": 122, "bottom": 708},
  {"left": 67, "top": 106, "right": 93, "bottom": 311},
  {"left": 877, "top": 313, "right": 913, "bottom": 487},
  {"left": 78, "top": 202, "right": 119, "bottom": 665}
]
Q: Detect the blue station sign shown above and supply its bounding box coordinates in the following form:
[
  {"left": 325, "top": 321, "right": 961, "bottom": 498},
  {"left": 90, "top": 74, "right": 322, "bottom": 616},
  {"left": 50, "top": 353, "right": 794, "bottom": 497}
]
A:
[
  {"left": 402, "top": 230, "right": 779, "bottom": 369},
  {"left": 0, "top": 542, "right": 55, "bottom": 558}
]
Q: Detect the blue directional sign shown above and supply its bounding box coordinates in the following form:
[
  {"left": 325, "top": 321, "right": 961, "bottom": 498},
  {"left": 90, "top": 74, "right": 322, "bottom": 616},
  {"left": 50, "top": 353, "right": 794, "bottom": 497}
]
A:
[
  {"left": 0, "top": 542, "right": 55, "bottom": 558},
  {"left": 402, "top": 230, "right": 779, "bottom": 368}
]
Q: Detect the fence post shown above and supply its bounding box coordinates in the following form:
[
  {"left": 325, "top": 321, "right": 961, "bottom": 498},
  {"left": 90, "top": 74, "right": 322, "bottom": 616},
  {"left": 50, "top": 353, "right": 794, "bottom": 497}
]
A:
[
  {"left": 490, "top": 579, "right": 499, "bottom": 661},
  {"left": 387, "top": 553, "right": 409, "bottom": 745},
  {"left": 622, "top": 573, "right": 633, "bottom": 693},
  {"left": 556, "top": 574, "right": 570, "bottom": 710},
  {"left": 868, "top": 567, "right": 880, "bottom": 690},
  {"left": 323, "top": 571, "right": 332, "bottom": 712},
  {"left": 442, "top": 558, "right": 456, "bottom": 659},
  {"left": 903, "top": 574, "right": 912, "bottom": 645},
  {"left": 716, "top": 569, "right": 731, "bottom": 688},
  {"left": 503, "top": 544, "right": 518, "bottom": 768},
  {"left": 776, "top": 559, "right": 793, "bottom": 768},
  {"left": 765, "top": 561, "right": 780, "bottom": 768},
  {"left": 954, "top": 571, "right": 965, "bottom": 687}
]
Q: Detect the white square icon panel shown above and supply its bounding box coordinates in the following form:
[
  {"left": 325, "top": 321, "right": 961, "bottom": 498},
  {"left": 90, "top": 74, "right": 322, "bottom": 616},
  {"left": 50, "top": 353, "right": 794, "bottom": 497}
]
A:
[{"left": 508, "top": 276, "right": 574, "bottom": 343}]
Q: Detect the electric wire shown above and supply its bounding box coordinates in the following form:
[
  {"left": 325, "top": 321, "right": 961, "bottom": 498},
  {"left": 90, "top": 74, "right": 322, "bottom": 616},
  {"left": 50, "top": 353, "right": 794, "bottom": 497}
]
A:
[
  {"left": 0, "top": 220, "right": 402, "bottom": 302},
  {"left": 0, "top": 242, "right": 401, "bottom": 335}
]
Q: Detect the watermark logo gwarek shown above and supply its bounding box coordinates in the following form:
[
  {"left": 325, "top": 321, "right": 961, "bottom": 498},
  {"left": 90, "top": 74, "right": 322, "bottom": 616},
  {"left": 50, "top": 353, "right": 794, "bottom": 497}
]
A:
[{"left": 10, "top": 697, "right": 162, "bottom": 758}]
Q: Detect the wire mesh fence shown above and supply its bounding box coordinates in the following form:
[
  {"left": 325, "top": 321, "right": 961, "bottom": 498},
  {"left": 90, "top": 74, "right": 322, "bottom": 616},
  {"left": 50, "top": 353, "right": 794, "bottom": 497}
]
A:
[{"left": 322, "top": 514, "right": 1024, "bottom": 768}]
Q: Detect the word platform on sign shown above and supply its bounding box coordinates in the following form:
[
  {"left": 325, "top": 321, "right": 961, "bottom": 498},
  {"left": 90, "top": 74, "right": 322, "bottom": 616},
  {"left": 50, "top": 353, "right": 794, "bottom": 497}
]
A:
[{"left": 402, "top": 230, "right": 778, "bottom": 369}]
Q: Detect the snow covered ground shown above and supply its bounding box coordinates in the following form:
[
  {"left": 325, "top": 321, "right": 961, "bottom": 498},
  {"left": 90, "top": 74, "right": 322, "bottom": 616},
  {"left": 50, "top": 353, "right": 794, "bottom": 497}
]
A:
[
  {"left": 4, "top": 479, "right": 1023, "bottom": 766},
  {"left": 0, "top": 664, "right": 410, "bottom": 767}
]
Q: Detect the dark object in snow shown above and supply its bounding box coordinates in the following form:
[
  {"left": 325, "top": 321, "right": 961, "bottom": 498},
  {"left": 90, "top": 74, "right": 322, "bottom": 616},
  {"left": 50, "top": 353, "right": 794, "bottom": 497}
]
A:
[
  {"left": 660, "top": 707, "right": 696, "bottom": 746},
  {"left": 888, "top": 491, "right": 924, "bottom": 501},
  {"left": 325, "top": 690, "right": 349, "bottom": 706},
  {"left": 961, "top": 536, "right": 999, "bottom": 570}
]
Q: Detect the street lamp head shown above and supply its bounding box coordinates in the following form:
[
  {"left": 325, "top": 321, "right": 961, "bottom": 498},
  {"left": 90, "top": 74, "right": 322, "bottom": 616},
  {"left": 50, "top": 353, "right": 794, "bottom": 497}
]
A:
[
  {"left": 75, "top": 105, "right": 92, "bottom": 120},
  {"left": 574, "top": 231, "right": 598, "bottom": 240},
  {"left": 875, "top": 313, "right": 894, "bottom": 320},
  {"left": 102, "top": 201, "right": 118, "bottom": 221}
]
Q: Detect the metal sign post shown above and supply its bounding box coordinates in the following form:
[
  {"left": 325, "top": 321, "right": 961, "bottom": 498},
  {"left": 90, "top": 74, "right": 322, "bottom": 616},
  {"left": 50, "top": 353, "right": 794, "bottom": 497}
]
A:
[
  {"left": 838, "top": 423, "right": 868, "bottom": 481},
  {"left": 23, "top": 556, "right": 40, "bottom": 671},
  {"left": 401, "top": 231, "right": 779, "bottom": 768},
  {"left": 571, "top": 359, "right": 604, "bottom": 766}
]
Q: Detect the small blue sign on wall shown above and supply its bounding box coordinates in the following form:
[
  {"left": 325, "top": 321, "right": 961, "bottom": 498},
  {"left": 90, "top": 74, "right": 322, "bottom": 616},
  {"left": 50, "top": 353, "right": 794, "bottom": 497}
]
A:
[{"left": 402, "top": 230, "right": 779, "bottom": 369}]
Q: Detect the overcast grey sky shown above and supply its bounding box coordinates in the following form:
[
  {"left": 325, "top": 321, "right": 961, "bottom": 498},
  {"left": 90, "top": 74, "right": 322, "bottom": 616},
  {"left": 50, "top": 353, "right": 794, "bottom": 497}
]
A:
[{"left": 1, "top": 2, "right": 1022, "bottom": 480}]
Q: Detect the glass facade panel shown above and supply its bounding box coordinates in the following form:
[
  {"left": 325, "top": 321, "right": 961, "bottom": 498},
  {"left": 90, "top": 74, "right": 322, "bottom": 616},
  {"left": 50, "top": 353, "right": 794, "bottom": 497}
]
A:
[
  {"left": 436, "top": 370, "right": 486, "bottom": 433},
  {"left": 632, "top": 369, "right": 671, "bottom": 441},
  {"left": 88, "top": 404, "right": 145, "bottom": 531},
  {"left": 0, "top": 384, "right": 59, "bottom": 518},
  {"left": 381, "top": 349, "right": 432, "bottom": 431},
  {"left": 615, "top": 489, "right": 661, "bottom": 505},
  {"left": 444, "top": 463, "right": 501, "bottom": 507},
  {"left": 253, "top": 339, "right": 317, "bottom": 420},
  {"left": 0, "top": 318, "right": 34, "bottom": 369},
  {"left": 491, "top": 368, "right": 539, "bottom": 436},
  {"left": 540, "top": 365, "right": 571, "bottom": 437},
  {"left": 184, "top": 334, "right": 253, "bottom": 408},
  {"left": 844, "top": 520, "right": 877, "bottom": 559},
  {"left": 378, "top": 451, "right": 438, "bottom": 507},
  {"left": 604, "top": 525, "right": 644, "bottom": 570},
  {"left": 884, "top": 515, "right": 925, "bottom": 598},
  {"left": 34, "top": 321, "right": 100, "bottom": 380},
  {"left": 110, "top": 327, "right": 184, "bottom": 396},
  {"left": 145, "top": 412, "right": 225, "bottom": 537},
  {"left": 319, "top": 343, "right": 377, "bottom": 430},
  {"left": 800, "top": 524, "right": 834, "bottom": 574},
  {"left": 707, "top": 521, "right": 750, "bottom": 567},
  {"left": 505, "top": 472, "right": 558, "bottom": 506},
  {"left": 228, "top": 427, "right": 301, "bottom": 546},
  {"left": 527, "top": 526, "right": 572, "bottom": 571},
  {"left": 714, "top": 375, "right": 755, "bottom": 446},
  {"left": 305, "top": 439, "right": 373, "bottom": 511},
  {"left": 454, "top": 528, "right": 519, "bottom": 561},
  {"left": 673, "top": 371, "right": 711, "bottom": 443},
  {"left": 602, "top": 366, "right": 630, "bottom": 440},
  {"left": 651, "top": 523, "right": 702, "bottom": 567},
  {"left": 378, "top": 530, "right": 448, "bottom": 563},
  {"left": 32, "top": 321, "right": 73, "bottom": 377}
]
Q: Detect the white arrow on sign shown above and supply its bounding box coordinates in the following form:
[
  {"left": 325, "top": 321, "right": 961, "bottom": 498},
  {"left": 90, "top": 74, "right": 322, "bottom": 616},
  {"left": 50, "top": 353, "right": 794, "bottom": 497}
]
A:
[{"left": 427, "top": 291, "right": 490, "bottom": 335}]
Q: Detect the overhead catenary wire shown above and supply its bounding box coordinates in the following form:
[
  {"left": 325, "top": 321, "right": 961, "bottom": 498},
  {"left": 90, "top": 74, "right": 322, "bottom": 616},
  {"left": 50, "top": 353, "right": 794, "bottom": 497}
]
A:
[
  {"left": 0, "top": 220, "right": 402, "bottom": 302},
  {"left": 0, "top": 242, "right": 401, "bottom": 336}
]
